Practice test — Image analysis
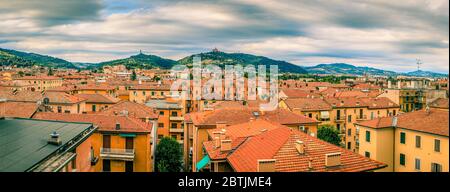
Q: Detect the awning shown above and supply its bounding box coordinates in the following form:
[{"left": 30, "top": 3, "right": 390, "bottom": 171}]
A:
[
  {"left": 320, "top": 111, "right": 330, "bottom": 119},
  {"left": 196, "top": 155, "right": 210, "bottom": 171},
  {"left": 119, "top": 133, "right": 136, "bottom": 138}
]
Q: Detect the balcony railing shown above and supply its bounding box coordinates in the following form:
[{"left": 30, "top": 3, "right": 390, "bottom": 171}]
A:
[
  {"left": 170, "top": 116, "right": 184, "bottom": 121},
  {"left": 100, "top": 148, "right": 135, "bottom": 161},
  {"left": 169, "top": 128, "right": 184, "bottom": 133},
  {"left": 356, "top": 115, "right": 367, "bottom": 121},
  {"left": 334, "top": 116, "right": 346, "bottom": 122}
]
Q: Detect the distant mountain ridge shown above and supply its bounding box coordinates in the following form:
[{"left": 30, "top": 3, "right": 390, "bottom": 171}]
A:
[
  {"left": 0, "top": 48, "right": 76, "bottom": 68},
  {"left": 0, "top": 47, "right": 446, "bottom": 77},
  {"left": 305, "top": 63, "right": 448, "bottom": 78},
  {"left": 176, "top": 51, "right": 308, "bottom": 74}
]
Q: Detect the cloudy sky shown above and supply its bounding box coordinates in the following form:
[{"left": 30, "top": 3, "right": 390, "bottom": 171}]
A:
[{"left": 0, "top": 0, "right": 448, "bottom": 73}]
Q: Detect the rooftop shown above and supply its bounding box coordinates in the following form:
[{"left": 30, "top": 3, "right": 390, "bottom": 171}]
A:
[{"left": 0, "top": 118, "right": 94, "bottom": 172}]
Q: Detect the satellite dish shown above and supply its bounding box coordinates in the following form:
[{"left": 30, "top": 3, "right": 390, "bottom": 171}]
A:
[{"left": 43, "top": 97, "right": 50, "bottom": 105}]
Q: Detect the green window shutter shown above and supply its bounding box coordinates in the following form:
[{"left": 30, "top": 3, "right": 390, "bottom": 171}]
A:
[
  {"left": 400, "top": 132, "right": 406, "bottom": 144},
  {"left": 366, "top": 131, "right": 371, "bottom": 142},
  {"left": 400, "top": 154, "right": 406, "bottom": 166}
]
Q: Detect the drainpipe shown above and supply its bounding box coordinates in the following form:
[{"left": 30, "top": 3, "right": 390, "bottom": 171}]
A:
[{"left": 151, "top": 119, "right": 158, "bottom": 172}]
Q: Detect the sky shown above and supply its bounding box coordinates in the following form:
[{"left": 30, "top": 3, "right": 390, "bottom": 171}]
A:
[{"left": 0, "top": 0, "right": 448, "bottom": 73}]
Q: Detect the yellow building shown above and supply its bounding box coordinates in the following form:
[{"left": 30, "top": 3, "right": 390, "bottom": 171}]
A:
[
  {"left": 77, "top": 84, "right": 117, "bottom": 97},
  {"left": 33, "top": 113, "right": 155, "bottom": 172},
  {"left": 14, "top": 76, "right": 63, "bottom": 91},
  {"left": 129, "top": 84, "right": 172, "bottom": 104},
  {"left": 356, "top": 109, "right": 448, "bottom": 172},
  {"left": 75, "top": 94, "right": 120, "bottom": 113}
]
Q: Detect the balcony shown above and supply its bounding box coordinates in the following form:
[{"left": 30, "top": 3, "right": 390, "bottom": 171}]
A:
[
  {"left": 334, "top": 116, "right": 346, "bottom": 122},
  {"left": 170, "top": 128, "right": 184, "bottom": 133},
  {"left": 170, "top": 116, "right": 184, "bottom": 121},
  {"left": 356, "top": 115, "right": 367, "bottom": 121},
  {"left": 100, "top": 148, "right": 135, "bottom": 161}
]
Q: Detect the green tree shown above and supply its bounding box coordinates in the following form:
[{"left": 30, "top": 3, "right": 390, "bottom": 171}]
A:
[
  {"left": 317, "top": 124, "right": 341, "bottom": 146},
  {"left": 131, "top": 70, "right": 137, "bottom": 81},
  {"left": 155, "top": 137, "right": 183, "bottom": 172}
]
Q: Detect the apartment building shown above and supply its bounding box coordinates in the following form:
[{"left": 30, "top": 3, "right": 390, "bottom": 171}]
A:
[
  {"left": 146, "top": 99, "right": 184, "bottom": 143},
  {"left": 184, "top": 108, "right": 319, "bottom": 172},
  {"left": 77, "top": 84, "right": 117, "bottom": 97},
  {"left": 14, "top": 76, "right": 63, "bottom": 91},
  {"left": 201, "top": 120, "right": 386, "bottom": 172},
  {"left": 0, "top": 117, "right": 96, "bottom": 172},
  {"left": 75, "top": 94, "right": 120, "bottom": 112},
  {"left": 33, "top": 113, "right": 154, "bottom": 172},
  {"left": 129, "top": 84, "right": 172, "bottom": 104},
  {"left": 356, "top": 109, "right": 448, "bottom": 172}
]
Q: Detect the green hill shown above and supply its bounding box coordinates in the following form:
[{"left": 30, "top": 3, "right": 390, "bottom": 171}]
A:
[
  {"left": 96, "top": 52, "right": 177, "bottom": 70},
  {"left": 0, "top": 48, "right": 76, "bottom": 68},
  {"left": 177, "top": 50, "right": 308, "bottom": 74}
]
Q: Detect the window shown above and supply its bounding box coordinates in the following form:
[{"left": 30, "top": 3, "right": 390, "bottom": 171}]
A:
[
  {"left": 400, "top": 154, "right": 406, "bottom": 166},
  {"left": 434, "top": 139, "right": 441, "bottom": 152},
  {"left": 92, "top": 105, "right": 97, "bottom": 112},
  {"left": 143, "top": 91, "right": 146, "bottom": 96},
  {"left": 151, "top": 91, "right": 155, "bottom": 96},
  {"left": 365, "top": 151, "right": 370, "bottom": 158},
  {"left": 347, "top": 142, "right": 351, "bottom": 150},
  {"left": 415, "top": 136, "right": 421, "bottom": 148},
  {"left": 125, "top": 137, "right": 134, "bottom": 150},
  {"left": 336, "top": 124, "right": 341, "bottom": 131},
  {"left": 158, "top": 123, "right": 164, "bottom": 128},
  {"left": 171, "top": 135, "right": 177, "bottom": 139},
  {"left": 159, "top": 111, "right": 164, "bottom": 116},
  {"left": 102, "top": 160, "right": 111, "bottom": 172},
  {"left": 415, "top": 158, "right": 421, "bottom": 171},
  {"left": 103, "top": 135, "right": 111, "bottom": 149},
  {"left": 370, "top": 112, "right": 374, "bottom": 120},
  {"left": 308, "top": 113, "right": 312, "bottom": 118},
  {"left": 400, "top": 132, "right": 406, "bottom": 144},
  {"left": 171, "top": 123, "right": 177, "bottom": 128},
  {"left": 171, "top": 111, "right": 178, "bottom": 116},
  {"left": 347, "top": 128, "right": 351, "bottom": 136},
  {"left": 431, "top": 163, "right": 442, "bottom": 172},
  {"left": 393, "top": 110, "right": 396, "bottom": 116},
  {"left": 57, "top": 106, "right": 62, "bottom": 113},
  {"left": 365, "top": 131, "right": 371, "bottom": 142},
  {"left": 125, "top": 161, "right": 134, "bottom": 172},
  {"left": 348, "top": 115, "right": 352, "bottom": 122}
]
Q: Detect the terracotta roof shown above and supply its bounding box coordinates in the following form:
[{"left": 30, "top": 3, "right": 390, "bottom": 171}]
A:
[
  {"left": 356, "top": 109, "right": 449, "bottom": 136},
  {"left": 284, "top": 98, "right": 332, "bottom": 111},
  {"left": 227, "top": 127, "right": 386, "bottom": 172},
  {"left": 324, "top": 97, "right": 367, "bottom": 108},
  {"left": 43, "top": 92, "right": 85, "bottom": 104},
  {"left": 75, "top": 94, "right": 120, "bottom": 104},
  {"left": 100, "top": 100, "right": 158, "bottom": 119},
  {"left": 15, "top": 76, "right": 61, "bottom": 80},
  {"left": 129, "top": 84, "right": 171, "bottom": 91},
  {"left": 353, "top": 83, "right": 381, "bottom": 90},
  {"left": 429, "top": 98, "right": 449, "bottom": 109},
  {"left": 204, "top": 137, "right": 247, "bottom": 160},
  {"left": 33, "top": 112, "right": 151, "bottom": 133},
  {"left": 360, "top": 97, "right": 399, "bottom": 109},
  {"left": 0, "top": 101, "right": 38, "bottom": 118},
  {"left": 207, "top": 119, "right": 284, "bottom": 140},
  {"left": 78, "top": 84, "right": 115, "bottom": 91},
  {"left": 187, "top": 108, "right": 318, "bottom": 126},
  {"left": 0, "top": 90, "right": 43, "bottom": 102},
  {"left": 280, "top": 89, "right": 320, "bottom": 99},
  {"left": 332, "top": 90, "right": 368, "bottom": 98}
]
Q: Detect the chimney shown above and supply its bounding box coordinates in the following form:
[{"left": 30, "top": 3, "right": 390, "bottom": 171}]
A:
[
  {"left": 295, "top": 140, "right": 305, "bottom": 155},
  {"left": 257, "top": 159, "right": 276, "bottom": 172},
  {"left": 214, "top": 136, "right": 221, "bottom": 148},
  {"left": 392, "top": 116, "right": 398, "bottom": 127},
  {"left": 308, "top": 158, "right": 313, "bottom": 170},
  {"left": 115, "top": 122, "right": 121, "bottom": 130},
  {"left": 48, "top": 131, "right": 62, "bottom": 145},
  {"left": 220, "top": 140, "right": 232, "bottom": 152},
  {"left": 325, "top": 152, "right": 341, "bottom": 167}
]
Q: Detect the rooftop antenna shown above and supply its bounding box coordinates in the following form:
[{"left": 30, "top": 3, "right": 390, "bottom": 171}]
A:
[{"left": 416, "top": 59, "right": 422, "bottom": 71}]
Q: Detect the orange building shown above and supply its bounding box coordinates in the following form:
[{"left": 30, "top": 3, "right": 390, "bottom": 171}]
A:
[{"left": 33, "top": 113, "right": 155, "bottom": 172}]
